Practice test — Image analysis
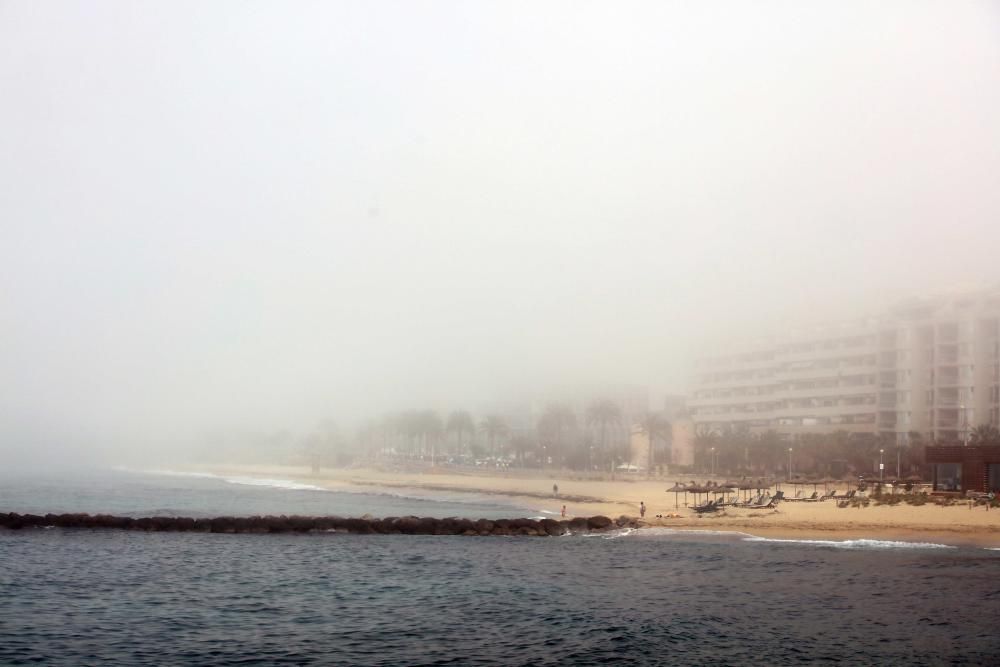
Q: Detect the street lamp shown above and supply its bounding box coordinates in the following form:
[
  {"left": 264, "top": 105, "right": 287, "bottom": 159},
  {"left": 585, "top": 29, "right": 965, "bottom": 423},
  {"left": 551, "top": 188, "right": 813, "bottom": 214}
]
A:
[
  {"left": 788, "top": 447, "right": 793, "bottom": 479},
  {"left": 879, "top": 448, "right": 884, "bottom": 482},
  {"left": 960, "top": 404, "right": 969, "bottom": 446},
  {"left": 710, "top": 446, "right": 716, "bottom": 477}
]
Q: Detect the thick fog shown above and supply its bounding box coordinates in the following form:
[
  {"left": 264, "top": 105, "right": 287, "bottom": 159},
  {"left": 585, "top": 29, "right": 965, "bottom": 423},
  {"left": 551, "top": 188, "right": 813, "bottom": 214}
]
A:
[{"left": 2, "top": 1, "right": 999, "bottom": 464}]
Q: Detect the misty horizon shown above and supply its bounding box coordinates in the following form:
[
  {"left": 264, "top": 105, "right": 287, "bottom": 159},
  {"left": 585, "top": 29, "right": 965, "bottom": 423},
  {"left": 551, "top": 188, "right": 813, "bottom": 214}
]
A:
[{"left": 3, "top": 1, "right": 999, "bottom": 465}]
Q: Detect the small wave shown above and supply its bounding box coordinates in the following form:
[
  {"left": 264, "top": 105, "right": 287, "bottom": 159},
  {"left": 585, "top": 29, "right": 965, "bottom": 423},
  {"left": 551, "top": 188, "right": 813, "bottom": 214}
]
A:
[
  {"left": 633, "top": 528, "right": 958, "bottom": 550},
  {"left": 635, "top": 527, "right": 756, "bottom": 539},
  {"left": 146, "top": 470, "right": 326, "bottom": 492},
  {"left": 741, "top": 536, "right": 956, "bottom": 550},
  {"left": 602, "top": 527, "right": 636, "bottom": 540}
]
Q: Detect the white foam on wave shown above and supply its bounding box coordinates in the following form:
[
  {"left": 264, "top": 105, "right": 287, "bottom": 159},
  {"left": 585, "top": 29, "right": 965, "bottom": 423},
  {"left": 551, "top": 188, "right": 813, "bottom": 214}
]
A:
[
  {"left": 628, "top": 527, "right": 958, "bottom": 550},
  {"left": 146, "top": 469, "right": 326, "bottom": 492},
  {"left": 578, "top": 527, "right": 637, "bottom": 540},
  {"left": 633, "top": 527, "right": 756, "bottom": 539},
  {"left": 741, "top": 536, "right": 956, "bottom": 550}
]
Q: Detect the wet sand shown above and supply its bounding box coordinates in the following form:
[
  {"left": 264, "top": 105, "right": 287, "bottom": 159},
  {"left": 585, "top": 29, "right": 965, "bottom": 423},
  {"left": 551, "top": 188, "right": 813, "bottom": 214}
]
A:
[{"left": 195, "top": 464, "right": 1000, "bottom": 547}]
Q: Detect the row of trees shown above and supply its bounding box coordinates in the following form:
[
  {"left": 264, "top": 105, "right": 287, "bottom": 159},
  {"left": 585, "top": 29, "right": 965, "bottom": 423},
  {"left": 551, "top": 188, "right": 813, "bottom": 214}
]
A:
[
  {"left": 691, "top": 423, "right": 1000, "bottom": 479},
  {"left": 330, "top": 400, "right": 674, "bottom": 473}
]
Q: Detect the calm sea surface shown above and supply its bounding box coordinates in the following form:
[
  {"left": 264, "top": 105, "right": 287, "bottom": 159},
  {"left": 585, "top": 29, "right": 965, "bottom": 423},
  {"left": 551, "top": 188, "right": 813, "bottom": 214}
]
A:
[{"left": 2, "top": 469, "right": 999, "bottom": 665}]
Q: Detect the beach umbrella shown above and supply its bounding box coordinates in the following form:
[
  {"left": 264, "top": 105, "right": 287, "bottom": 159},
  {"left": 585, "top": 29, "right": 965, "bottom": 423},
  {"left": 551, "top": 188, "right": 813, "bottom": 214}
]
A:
[
  {"left": 817, "top": 477, "right": 839, "bottom": 492},
  {"left": 666, "top": 482, "right": 686, "bottom": 509},
  {"left": 685, "top": 484, "right": 710, "bottom": 505},
  {"left": 736, "top": 480, "right": 755, "bottom": 502},
  {"left": 717, "top": 483, "right": 735, "bottom": 504}
]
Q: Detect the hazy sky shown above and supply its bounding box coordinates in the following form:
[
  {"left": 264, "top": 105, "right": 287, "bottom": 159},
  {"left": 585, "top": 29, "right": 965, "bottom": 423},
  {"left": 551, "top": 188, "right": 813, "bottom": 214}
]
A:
[{"left": 2, "top": 1, "right": 999, "bottom": 460}]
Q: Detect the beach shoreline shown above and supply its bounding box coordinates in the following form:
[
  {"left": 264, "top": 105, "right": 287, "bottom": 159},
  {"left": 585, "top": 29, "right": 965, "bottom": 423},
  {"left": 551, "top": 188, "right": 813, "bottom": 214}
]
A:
[{"left": 183, "top": 463, "right": 1000, "bottom": 548}]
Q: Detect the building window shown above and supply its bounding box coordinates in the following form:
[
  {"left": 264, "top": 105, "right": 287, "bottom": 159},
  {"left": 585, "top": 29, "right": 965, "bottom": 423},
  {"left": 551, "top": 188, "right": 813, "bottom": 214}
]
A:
[
  {"left": 934, "top": 463, "right": 962, "bottom": 492},
  {"left": 989, "top": 465, "right": 1000, "bottom": 493}
]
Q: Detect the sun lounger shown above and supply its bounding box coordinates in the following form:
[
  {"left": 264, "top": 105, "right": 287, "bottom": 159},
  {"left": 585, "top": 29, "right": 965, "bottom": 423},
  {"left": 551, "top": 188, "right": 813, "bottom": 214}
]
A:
[
  {"left": 693, "top": 500, "right": 719, "bottom": 514},
  {"left": 745, "top": 495, "right": 775, "bottom": 509}
]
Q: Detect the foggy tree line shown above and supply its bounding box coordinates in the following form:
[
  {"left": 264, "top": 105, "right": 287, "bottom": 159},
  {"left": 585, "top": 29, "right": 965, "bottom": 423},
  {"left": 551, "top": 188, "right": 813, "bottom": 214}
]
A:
[
  {"left": 304, "top": 400, "right": 673, "bottom": 473},
  {"left": 302, "top": 412, "right": 1000, "bottom": 478},
  {"left": 691, "top": 423, "right": 1000, "bottom": 479}
]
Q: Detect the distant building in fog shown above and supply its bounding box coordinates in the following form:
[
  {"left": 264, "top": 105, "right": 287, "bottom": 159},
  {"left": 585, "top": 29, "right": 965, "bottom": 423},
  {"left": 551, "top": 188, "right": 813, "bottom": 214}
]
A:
[{"left": 687, "top": 287, "right": 1000, "bottom": 445}]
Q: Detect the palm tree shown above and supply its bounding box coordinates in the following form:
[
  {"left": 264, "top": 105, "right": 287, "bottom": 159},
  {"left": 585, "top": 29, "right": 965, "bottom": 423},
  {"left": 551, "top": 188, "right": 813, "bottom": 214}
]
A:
[
  {"left": 970, "top": 424, "right": 1000, "bottom": 446},
  {"left": 538, "top": 403, "right": 576, "bottom": 467},
  {"left": 416, "top": 410, "right": 443, "bottom": 463},
  {"left": 395, "top": 410, "right": 421, "bottom": 457},
  {"left": 637, "top": 412, "right": 671, "bottom": 477},
  {"left": 509, "top": 434, "right": 534, "bottom": 466},
  {"left": 446, "top": 410, "right": 476, "bottom": 458},
  {"left": 479, "top": 415, "right": 510, "bottom": 458},
  {"left": 305, "top": 419, "right": 340, "bottom": 473},
  {"left": 692, "top": 425, "right": 719, "bottom": 474},
  {"left": 586, "top": 399, "right": 622, "bottom": 470}
]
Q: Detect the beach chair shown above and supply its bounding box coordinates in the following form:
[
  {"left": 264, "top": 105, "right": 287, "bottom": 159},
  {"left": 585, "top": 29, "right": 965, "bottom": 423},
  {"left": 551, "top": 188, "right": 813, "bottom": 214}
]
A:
[
  {"left": 745, "top": 494, "right": 775, "bottom": 510},
  {"left": 693, "top": 500, "right": 719, "bottom": 514}
]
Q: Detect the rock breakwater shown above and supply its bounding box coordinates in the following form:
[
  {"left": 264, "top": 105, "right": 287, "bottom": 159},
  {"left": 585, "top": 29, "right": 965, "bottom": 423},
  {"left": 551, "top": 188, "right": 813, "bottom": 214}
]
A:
[{"left": 0, "top": 512, "right": 637, "bottom": 536}]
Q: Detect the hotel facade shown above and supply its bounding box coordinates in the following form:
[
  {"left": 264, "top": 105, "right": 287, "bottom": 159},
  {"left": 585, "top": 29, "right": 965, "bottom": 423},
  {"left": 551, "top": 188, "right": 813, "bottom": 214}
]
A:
[{"left": 687, "top": 288, "right": 1000, "bottom": 444}]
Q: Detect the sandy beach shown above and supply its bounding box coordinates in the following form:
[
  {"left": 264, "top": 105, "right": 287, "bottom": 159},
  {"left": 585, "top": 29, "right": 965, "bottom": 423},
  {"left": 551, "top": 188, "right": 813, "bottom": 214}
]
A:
[{"left": 195, "top": 464, "right": 1000, "bottom": 547}]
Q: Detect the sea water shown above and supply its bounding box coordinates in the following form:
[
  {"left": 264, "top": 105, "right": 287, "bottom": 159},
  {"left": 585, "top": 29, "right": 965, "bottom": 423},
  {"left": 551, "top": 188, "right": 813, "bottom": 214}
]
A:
[{"left": 2, "top": 469, "right": 999, "bottom": 665}]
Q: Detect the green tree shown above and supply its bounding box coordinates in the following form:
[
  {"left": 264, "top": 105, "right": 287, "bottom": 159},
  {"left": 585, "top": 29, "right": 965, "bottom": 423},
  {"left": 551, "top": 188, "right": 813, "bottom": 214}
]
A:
[
  {"left": 692, "top": 425, "right": 719, "bottom": 473},
  {"left": 586, "top": 399, "right": 622, "bottom": 470},
  {"left": 637, "top": 411, "right": 671, "bottom": 477},
  {"left": 537, "top": 403, "right": 576, "bottom": 466},
  {"left": 416, "top": 410, "right": 443, "bottom": 463},
  {"left": 446, "top": 410, "right": 476, "bottom": 458},
  {"left": 479, "top": 414, "right": 510, "bottom": 458},
  {"left": 970, "top": 423, "right": 1000, "bottom": 446}
]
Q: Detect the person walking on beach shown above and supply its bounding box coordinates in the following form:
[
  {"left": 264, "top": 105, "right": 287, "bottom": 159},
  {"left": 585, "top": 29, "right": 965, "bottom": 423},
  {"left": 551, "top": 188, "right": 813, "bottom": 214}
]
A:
[
  {"left": 553, "top": 483, "right": 559, "bottom": 498},
  {"left": 561, "top": 505, "right": 566, "bottom": 518},
  {"left": 639, "top": 501, "right": 646, "bottom": 519}
]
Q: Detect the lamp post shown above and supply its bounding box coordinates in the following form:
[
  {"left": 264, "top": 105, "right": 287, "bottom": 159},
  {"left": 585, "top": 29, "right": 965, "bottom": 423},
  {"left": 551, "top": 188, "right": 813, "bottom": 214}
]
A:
[
  {"left": 710, "top": 446, "right": 716, "bottom": 477},
  {"left": 879, "top": 448, "right": 884, "bottom": 482},
  {"left": 960, "top": 404, "right": 969, "bottom": 446},
  {"left": 788, "top": 447, "right": 793, "bottom": 480}
]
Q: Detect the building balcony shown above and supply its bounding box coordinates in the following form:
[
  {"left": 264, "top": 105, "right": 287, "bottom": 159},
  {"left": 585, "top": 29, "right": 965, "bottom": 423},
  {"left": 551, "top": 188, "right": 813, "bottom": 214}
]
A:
[
  {"left": 688, "top": 394, "right": 775, "bottom": 408},
  {"left": 776, "top": 423, "right": 878, "bottom": 435},
  {"left": 692, "top": 376, "right": 777, "bottom": 390},
  {"left": 774, "top": 404, "right": 876, "bottom": 419},
  {"left": 772, "top": 385, "right": 875, "bottom": 400}
]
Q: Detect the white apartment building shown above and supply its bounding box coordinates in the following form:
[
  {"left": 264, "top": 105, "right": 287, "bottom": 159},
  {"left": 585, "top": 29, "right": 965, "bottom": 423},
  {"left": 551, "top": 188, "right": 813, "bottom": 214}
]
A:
[{"left": 688, "top": 288, "right": 1000, "bottom": 444}]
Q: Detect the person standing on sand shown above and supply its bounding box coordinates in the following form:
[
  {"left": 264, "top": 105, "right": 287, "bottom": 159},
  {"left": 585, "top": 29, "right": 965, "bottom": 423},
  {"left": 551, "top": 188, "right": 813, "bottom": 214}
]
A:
[
  {"left": 639, "top": 501, "right": 646, "bottom": 518},
  {"left": 561, "top": 505, "right": 566, "bottom": 517},
  {"left": 553, "top": 483, "right": 559, "bottom": 497}
]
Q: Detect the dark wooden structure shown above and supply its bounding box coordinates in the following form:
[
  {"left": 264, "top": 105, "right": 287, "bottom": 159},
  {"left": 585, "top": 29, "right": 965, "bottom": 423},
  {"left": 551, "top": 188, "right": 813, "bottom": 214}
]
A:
[{"left": 925, "top": 445, "right": 1000, "bottom": 493}]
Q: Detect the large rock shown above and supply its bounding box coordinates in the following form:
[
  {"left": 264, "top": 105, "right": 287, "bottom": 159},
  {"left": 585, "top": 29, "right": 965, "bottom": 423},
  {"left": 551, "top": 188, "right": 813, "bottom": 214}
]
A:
[
  {"left": 540, "top": 518, "right": 566, "bottom": 536},
  {"left": 587, "top": 516, "right": 613, "bottom": 530}
]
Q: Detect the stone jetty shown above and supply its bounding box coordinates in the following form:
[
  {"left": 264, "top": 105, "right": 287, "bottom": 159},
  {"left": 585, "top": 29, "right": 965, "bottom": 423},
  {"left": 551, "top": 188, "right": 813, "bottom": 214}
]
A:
[{"left": 0, "top": 512, "right": 637, "bottom": 536}]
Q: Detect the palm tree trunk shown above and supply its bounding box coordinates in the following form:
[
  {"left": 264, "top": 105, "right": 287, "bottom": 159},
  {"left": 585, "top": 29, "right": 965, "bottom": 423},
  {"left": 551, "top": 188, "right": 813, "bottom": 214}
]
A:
[{"left": 648, "top": 431, "right": 654, "bottom": 479}]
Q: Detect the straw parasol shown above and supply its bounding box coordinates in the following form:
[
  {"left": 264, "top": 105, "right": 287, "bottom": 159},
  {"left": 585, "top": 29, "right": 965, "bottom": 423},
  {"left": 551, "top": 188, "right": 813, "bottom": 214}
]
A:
[{"left": 666, "top": 482, "right": 687, "bottom": 509}]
